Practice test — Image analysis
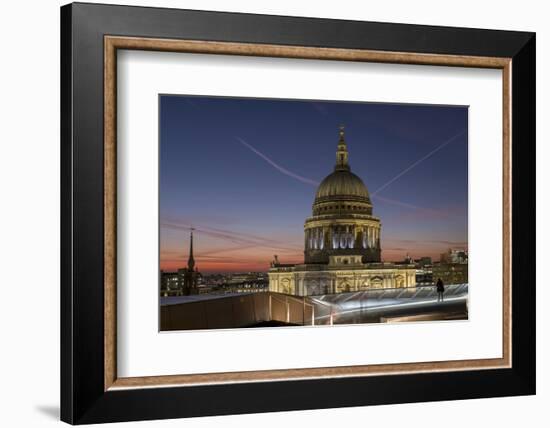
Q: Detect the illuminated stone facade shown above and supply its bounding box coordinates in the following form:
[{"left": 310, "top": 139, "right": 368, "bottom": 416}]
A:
[{"left": 269, "top": 127, "right": 416, "bottom": 296}]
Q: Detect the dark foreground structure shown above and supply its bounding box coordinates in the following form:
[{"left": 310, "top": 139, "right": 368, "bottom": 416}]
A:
[{"left": 160, "top": 284, "right": 468, "bottom": 331}]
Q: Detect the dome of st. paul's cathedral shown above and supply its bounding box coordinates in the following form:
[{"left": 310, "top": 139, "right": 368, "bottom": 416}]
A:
[
  {"left": 314, "top": 127, "right": 370, "bottom": 205},
  {"left": 315, "top": 170, "right": 370, "bottom": 203},
  {"left": 304, "top": 127, "right": 381, "bottom": 264}
]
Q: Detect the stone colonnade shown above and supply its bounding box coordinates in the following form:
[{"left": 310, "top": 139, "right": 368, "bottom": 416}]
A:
[{"left": 305, "top": 225, "right": 380, "bottom": 250}]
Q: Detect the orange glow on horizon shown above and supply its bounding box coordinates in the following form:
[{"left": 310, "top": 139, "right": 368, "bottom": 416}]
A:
[{"left": 160, "top": 244, "right": 467, "bottom": 273}]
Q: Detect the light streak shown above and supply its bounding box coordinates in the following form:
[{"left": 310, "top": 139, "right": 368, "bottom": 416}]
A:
[
  {"left": 237, "top": 137, "right": 320, "bottom": 186},
  {"left": 372, "top": 130, "right": 466, "bottom": 196}
]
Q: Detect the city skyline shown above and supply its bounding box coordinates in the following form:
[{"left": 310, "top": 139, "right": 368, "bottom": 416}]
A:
[{"left": 160, "top": 95, "right": 468, "bottom": 273}]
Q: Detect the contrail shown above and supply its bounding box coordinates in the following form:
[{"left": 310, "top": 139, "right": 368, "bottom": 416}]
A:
[
  {"left": 372, "top": 194, "right": 448, "bottom": 217},
  {"left": 161, "top": 221, "right": 302, "bottom": 253},
  {"left": 236, "top": 137, "right": 320, "bottom": 186},
  {"left": 371, "top": 130, "right": 466, "bottom": 196},
  {"left": 235, "top": 136, "right": 454, "bottom": 216},
  {"left": 372, "top": 195, "right": 426, "bottom": 211}
]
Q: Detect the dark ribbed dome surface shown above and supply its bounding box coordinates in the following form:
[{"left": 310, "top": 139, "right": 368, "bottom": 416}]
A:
[{"left": 315, "top": 170, "right": 370, "bottom": 201}]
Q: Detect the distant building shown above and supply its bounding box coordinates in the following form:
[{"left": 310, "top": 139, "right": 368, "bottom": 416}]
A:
[
  {"left": 413, "top": 257, "right": 434, "bottom": 285},
  {"left": 434, "top": 249, "right": 468, "bottom": 285},
  {"left": 160, "top": 271, "right": 180, "bottom": 296},
  {"left": 432, "top": 263, "right": 468, "bottom": 285},
  {"left": 227, "top": 272, "right": 266, "bottom": 284},
  {"left": 269, "top": 127, "right": 416, "bottom": 296},
  {"left": 396, "top": 253, "right": 414, "bottom": 265},
  {"left": 440, "top": 248, "right": 468, "bottom": 264},
  {"left": 415, "top": 256, "right": 433, "bottom": 267},
  {"left": 222, "top": 272, "right": 269, "bottom": 293},
  {"left": 160, "top": 230, "right": 201, "bottom": 297},
  {"left": 415, "top": 268, "right": 433, "bottom": 285}
]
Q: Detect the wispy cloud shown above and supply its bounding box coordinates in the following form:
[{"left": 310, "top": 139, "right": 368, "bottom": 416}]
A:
[
  {"left": 237, "top": 137, "right": 320, "bottom": 186},
  {"left": 372, "top": 195, "right": 452, "bottom": 219},
  {"left": 161, "top": 220, "right": 302, "bottom": 253},
  {"left": 160, "top": 221, "right": 303, "bottom": 272},
  {"left": 372, "top": 195, "right": 424, "bottom": 210},
  {"left": 372, "top": 130, "right": 466, "bottom": 196},
  {"left": 384, "top": 238, "right": 467, "bottom": 247},
  {"left": 381, "top": 238, "right": 467, "bottom": 262}
]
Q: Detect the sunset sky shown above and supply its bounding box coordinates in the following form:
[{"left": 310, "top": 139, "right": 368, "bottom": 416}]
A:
[{"left": 160, "top": 95, "right": 468, "bottom": 273}]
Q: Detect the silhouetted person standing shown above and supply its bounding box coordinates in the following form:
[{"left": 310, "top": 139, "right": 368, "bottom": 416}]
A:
[{"left": 436, "top": 278, "right": 445, "bottom": 302}]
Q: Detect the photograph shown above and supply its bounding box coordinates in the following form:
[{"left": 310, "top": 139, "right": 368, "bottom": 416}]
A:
[{"left": 159, "top": 95, "right": 469, "bottom": 331}]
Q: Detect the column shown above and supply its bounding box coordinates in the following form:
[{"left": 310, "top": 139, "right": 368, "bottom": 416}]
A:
[
  {"left": 367, "top": 226, "right": 371, "bottom": 248},
  {"left": 315, "top": 228, "right": 318, "bottom": 250},
  {"left": 344, "top": 226, "right": 348, "bottom": 249},
  {"left": 316, "top": 228, "right": 321, "bottom": 249},
  {"left": 371, "top": 227, "right": 375, "bottom": 248}
]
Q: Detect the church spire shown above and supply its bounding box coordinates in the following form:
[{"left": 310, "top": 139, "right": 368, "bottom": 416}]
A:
[
  {"left": 187, "top": 229, "right": 195, "bottom": 271},
  {"left": 335, "top": 125, "right": 350, "bottom": 171}
]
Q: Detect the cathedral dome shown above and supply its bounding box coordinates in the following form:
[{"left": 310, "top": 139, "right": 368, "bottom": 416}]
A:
[
  {"left": 315, "top": 170, "right": 370, "bottom": 201},
  {"left": 313, "top": 126, "right": 370, "bottom": 204},
  {"left": 304, "top": 126, "right": 380, "bottom": 265}
]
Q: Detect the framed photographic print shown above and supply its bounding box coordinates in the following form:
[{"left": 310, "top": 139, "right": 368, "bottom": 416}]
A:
[
  {"left": 61, "top": 2, "right": 536, "bottom": 424},
  {"left": 158, "top": 97, "right": 468, "bottom": 332}
]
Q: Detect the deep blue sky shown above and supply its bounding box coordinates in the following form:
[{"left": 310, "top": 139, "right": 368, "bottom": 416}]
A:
[{"left": 160, "top": 95, "right": 468, "bottom": 273}]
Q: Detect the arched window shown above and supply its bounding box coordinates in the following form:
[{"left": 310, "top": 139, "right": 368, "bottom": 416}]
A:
[
  {"left": 281, "top": 278, "right": 291, "bottom": 294},
  {"left": 371, "top": 276, "right": 383, "bottom": 288},
  {"left": 395, "top": 275, "right": 405, "bottom": 287}
]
